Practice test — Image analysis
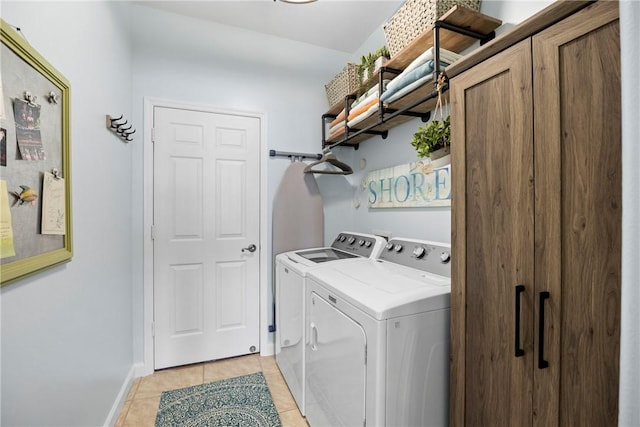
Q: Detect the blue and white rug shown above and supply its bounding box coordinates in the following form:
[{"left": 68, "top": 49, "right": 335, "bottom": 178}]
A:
[{"left": 155, "top": 372, "right": 282, "bottom": 427}]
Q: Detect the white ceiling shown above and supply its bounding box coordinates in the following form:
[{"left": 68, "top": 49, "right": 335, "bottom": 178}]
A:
[{"left": 134, "top": 0, "right": 403, "bottom": 53}]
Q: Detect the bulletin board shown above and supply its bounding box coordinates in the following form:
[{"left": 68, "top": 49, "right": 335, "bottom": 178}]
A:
[{"left": 1, "top": 20, "right": 72, "bottom": 286}]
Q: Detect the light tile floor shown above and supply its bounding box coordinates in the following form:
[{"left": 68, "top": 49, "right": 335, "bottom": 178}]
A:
[{"left": 116, "top": 354, "right": 308, "bottom": 427}]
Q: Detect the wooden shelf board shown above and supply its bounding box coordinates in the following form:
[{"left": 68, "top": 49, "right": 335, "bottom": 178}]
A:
[{"left": 387, "top": 5, "right": 503, "bottom": 71}]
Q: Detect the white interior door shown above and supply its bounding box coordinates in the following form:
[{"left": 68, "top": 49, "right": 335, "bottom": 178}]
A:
[{"left": 153, "top": 106, "right": 260, "bottom": 370}]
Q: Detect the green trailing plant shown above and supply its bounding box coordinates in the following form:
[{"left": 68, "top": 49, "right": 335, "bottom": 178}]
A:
[
  {"left": 412, "top": 72, "right": 450, "bottom": 159},
  {"left": 357, "top": 46, "right": 390, "bottom": 92},
  {"left": 411, "top": 115, "right": 451, "bottom": 158}
]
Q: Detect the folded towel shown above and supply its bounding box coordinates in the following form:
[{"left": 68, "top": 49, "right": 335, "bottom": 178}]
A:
[
  {"left": 380, "top": 60, "right": 443, "bottom": 103},
  {"left": 329, "top": 120, "right": 344, "bottom": 135},
  {"left": 331, "top": 91, "right": 379, "bottom": 130},
  {"left": 327, "top": 125, "right": 345, "bottom": 141},
  {"left": 348, "top": 97, "right": 379, "bottom": 121},
  {"left": 386, "top": 47, "right": 461, "bottom": 93},
  {"left": 407, "top": 47, "right": 460, "bottom": 74},
  {"left": 350, "top": 89, "right": 379, "bottom": 112},
  {"left": 361, "top": 84, "right": 379, "bottom": 100},
  {"left": 330, "top": 108, "right": 346, "bottom": 128},
  {"left": 347, "top": 103, "right": 379, "bottom": 128},
  {"left": 383, "top": 72, "right": 434, "bottom": 105}
]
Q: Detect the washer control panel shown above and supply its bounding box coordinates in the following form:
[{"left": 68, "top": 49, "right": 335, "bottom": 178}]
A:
[
  {"left": 331, "top": 232, "right": 386, "bottom": 258},
  {"left": 379, "top": 238, "right": 451, "bottom": 277}
]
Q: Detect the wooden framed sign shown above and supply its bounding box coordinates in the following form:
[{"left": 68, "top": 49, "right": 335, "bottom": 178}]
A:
[{"left": 366, "top": 160, "right": 451, "bottom": 208}]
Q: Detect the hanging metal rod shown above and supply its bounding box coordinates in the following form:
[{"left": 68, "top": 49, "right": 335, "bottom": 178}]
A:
[{"left": 269, "top": 149, "right": 322, "bottom": 160}]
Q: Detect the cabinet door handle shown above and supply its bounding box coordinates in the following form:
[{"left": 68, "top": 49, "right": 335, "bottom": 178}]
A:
[
  {"left": 538, "top": 291, "right": 550, "bottom": 369},
  {"left": 515, "top": 285, "right": 525, "bottom": 357}
]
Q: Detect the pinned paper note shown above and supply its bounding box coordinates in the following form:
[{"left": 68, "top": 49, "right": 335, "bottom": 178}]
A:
[
  {"left": 0, "top": 180, "right": 16, "bottom": 258},
  {"left": 41, "top": 171, "right": 65, "bottom": 235}
]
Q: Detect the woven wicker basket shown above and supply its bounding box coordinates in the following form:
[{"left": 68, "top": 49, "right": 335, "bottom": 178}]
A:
[
  {"left": 325, "top": 62, "right": 359, "bottom": 108},
  {"left": 383, "top": 0, "right": 482, "bottom": 57}
]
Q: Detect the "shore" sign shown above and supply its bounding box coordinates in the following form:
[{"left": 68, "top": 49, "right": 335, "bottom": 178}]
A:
[{"left": 366, "top": 160, "right": 451, "bottom": 208}]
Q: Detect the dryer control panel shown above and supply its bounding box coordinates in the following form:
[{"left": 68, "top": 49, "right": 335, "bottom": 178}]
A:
[{"left": 379, "top": 238, "right": 451, "bottom": 278}]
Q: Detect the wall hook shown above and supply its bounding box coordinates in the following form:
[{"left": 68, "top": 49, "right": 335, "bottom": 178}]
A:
[
  {"left": 117, "top": 124, "right": 132, "bottom": 134},
  {"left": 106, "top": 114, "right": 136, "bottom": 143}
]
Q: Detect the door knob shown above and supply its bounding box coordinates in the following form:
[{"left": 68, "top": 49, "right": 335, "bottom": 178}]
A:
[{"left": 242, "top": 244, "right": 257, "bottom": 253}]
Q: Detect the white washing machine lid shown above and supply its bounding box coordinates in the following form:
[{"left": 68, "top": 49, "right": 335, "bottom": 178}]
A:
[
  {"left": 307, "top": 257, "right": 451, "bottom": 320},
  {"left": 276, "top": 248, "right": 359, "bottom": 276},
  {"left": 274, "top": 232, "right": 387, "bottom": 275}
]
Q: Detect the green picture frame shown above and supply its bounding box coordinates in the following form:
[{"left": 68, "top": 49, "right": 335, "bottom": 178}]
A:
[{"left": 1, "top": 20, "right": 72, "bottom": 285}]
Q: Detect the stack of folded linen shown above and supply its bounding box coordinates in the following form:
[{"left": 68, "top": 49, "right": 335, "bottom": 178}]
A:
[
  {"left": 380, "top": 47, "right": 462, "bottom": 104},
  {"left": 326, "top": 81, "right": 390, "bottom": 140},
  {"left": 345, "top": 81, "right": 390, "bottom": 128},
  {"left": 327, "top": 108, "right": 347, "bottom": 141},
  {"left": 347, "top": 85, "right": 380, "bottom": 128}
]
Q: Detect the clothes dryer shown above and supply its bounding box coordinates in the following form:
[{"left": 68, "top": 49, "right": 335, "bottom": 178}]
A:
[
  {"left": 275, "top": 232, "right": 386, "bottom": 415},
  {"left": 305, "top": 238, "right": 451, "bottom": 427}
]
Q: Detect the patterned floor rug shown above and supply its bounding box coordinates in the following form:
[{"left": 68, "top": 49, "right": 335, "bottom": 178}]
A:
[{"left": 155, "top": 372, "right": 282, "bottom": 427}]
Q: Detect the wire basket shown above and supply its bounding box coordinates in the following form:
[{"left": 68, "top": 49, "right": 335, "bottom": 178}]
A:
[
  {"left": 383, "top": 0, "right": 482, "bottom": 57},
  {"left": 325, "top": 62, "right": 359, "bottom": 108}
]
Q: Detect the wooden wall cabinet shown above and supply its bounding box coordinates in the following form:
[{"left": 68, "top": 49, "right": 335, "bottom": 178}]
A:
[{"left": 449, "top": 1, "right": 621, "bottom": 425}]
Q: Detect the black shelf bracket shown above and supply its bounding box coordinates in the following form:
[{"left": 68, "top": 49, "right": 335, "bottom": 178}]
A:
[{"left": 348, "top": 127, "right": 389, "bottom": 139}]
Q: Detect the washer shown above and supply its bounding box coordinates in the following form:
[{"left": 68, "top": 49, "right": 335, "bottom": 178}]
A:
[
  {"left": 275, "top": 232, "right": 386, "bottom": 415},
  {"left": 305, "top": 238, "right": 451, "bottom": 427}
]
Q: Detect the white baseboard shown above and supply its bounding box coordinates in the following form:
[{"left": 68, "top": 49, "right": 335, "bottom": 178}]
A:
[
  {"left": 103, "top": 363, "right": 144, "bottom": 427},
  {"left": 135, "top": 360, "right": 154, "bottom": 378}
]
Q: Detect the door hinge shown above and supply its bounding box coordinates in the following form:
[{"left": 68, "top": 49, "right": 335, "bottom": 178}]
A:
[{"left": 151, "top": 225, "right": 155, "bottom": 240}]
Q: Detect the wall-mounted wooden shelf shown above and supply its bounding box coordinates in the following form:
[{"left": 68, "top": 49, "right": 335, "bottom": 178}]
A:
[{"left": 322, "top": 6, "right": 502, "bottom": 148}]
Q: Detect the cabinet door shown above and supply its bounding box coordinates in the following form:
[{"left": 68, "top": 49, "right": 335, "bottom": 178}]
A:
[
  {"left": 533, "top": 2, "right": 621, "bottom": 425},
  {"left": 450, "top": 39, "right": 535, "bottom": 426}
]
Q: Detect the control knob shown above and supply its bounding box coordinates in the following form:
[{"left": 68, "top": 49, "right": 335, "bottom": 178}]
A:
[
  {"left": 385, "top": 242, "right": 394, "bottom": 251},
  {"left": 348, "top": 236, "right": 356, "bottom": 245},
  {"left": 394, "top": 244, "right": 403, "bottom": 253},
  {"left": 364, "top": 241, "right": 372, "bottom": 248},
  {"left": 338, "top": 234, "right": 346, "bottom": 242},
  {"left": 358, "top": 239, "right": 365, "bottom": 246},
  {"left": 440, "top": 252, "right": 451, "bottom": 263},
  {"left": 412, "top": 246, "right": 426, "bottom": 259}
]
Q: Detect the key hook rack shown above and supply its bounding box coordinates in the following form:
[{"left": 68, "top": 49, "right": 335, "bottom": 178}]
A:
[{"left": 106, "top": 114, "right": 136, "bottom": 142}]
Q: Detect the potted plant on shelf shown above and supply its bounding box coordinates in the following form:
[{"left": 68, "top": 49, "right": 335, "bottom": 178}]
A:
[
  {"left": 357, "top": 46, "right": 390, "bottom": 90},
  {"left": 411, "top": 115, "right": 451, "bottom": 161}
]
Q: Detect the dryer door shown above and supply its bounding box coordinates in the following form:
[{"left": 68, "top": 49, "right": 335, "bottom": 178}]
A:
[{"left": 306, "top": 291, "right": 366, "bottom": 427}]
